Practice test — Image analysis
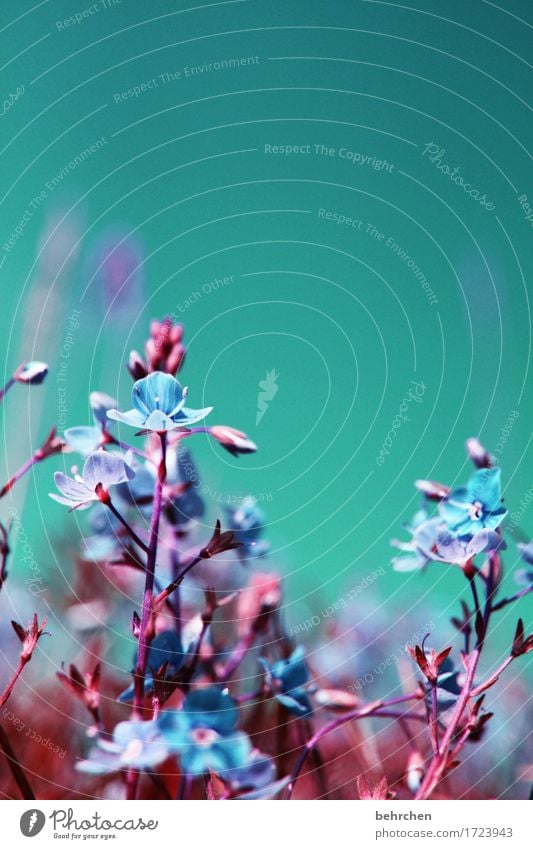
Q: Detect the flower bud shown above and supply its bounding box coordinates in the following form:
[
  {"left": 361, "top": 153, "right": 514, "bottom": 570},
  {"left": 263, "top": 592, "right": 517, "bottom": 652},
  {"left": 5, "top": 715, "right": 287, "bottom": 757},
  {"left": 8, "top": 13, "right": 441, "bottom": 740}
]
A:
[
  {"left": 127, "top": 350, "right": 148, "bottom": 380},
  {"left": 14, "top": 360, "right": 48, "bottom": 385},
  {"left": 209, "top": 426, "right": 257, "bottom": 456},
  {"left": 466, "top": 437, "right": 492, "bottom": 469}
]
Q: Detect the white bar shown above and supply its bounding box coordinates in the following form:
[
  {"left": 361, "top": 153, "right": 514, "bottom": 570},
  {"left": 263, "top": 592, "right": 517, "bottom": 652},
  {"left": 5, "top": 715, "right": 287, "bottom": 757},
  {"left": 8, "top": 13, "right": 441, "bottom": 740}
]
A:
[{"left": 1, "top": 799, "right": 530, "bottom": 848}]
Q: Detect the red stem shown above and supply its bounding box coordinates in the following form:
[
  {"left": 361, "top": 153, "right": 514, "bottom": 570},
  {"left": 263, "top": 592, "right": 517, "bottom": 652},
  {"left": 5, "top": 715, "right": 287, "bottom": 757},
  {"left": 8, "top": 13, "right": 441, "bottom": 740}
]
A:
[{"left": 0, "top": 657, "right": 29, "bottom": 709}]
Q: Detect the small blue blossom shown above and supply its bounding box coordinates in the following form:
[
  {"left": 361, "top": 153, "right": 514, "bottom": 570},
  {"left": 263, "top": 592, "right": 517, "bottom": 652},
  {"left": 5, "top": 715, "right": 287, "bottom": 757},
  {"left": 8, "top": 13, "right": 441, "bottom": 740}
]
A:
[
  {"left": 119, "top": 630, "right": 185, "bottom": 703},
  {"left": 157, "top": 687, "right": 251, "bottom": 776},
  {"left": 439, "top": 468, "right": 507, "bottom": 538},
  {"left": 392, "top": 515, "right": 506, "bottom": 571},
  {"left": 64, "top": 392, "right": 117, "bottom": 456},
  {"left": 391, "top": 513, "right": 439, "bottom": 572},
  {"left": 260, "top": 646, "right": 312, "bottom": 716},
  {"left": 434, "top": 527, "right": 506, "bottom": 564},
  {"left": 76, "top": 720, "right": 168, "bottom": 775},
  {"left": 50, "top": 450, "right": 135, "bottom": 510},
  {"left": 107, "top": 371, "right": 212, "bottom": 432},
  {"left": 225, "top": 496, "right": 269, "bottom": 560},
  {"left": 218, "top": 751, "right": 280, "bottom": 797}
]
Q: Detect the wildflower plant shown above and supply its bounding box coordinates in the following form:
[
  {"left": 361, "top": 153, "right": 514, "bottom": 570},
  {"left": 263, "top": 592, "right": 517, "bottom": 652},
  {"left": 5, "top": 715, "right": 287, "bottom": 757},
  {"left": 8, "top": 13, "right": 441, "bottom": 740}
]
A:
[{"left": 1, "top": 317, "right": 532, "bottom": 802}]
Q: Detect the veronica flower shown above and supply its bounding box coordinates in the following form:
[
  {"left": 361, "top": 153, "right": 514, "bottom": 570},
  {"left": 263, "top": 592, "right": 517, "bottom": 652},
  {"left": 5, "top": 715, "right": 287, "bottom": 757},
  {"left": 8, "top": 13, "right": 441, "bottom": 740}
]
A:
[
  {"left": 439, "top": 468, "right": 507, "bottom": 538},
  {"left": 158, "top": 687, "right": 251, "bottom": 776},
  {"left": 76, "top": 721, "right": 168, "bottom": 775},
  {"left": 260, "top": 646, "right": 312, "bottom": 716},
  {"left": 107, "top": 371, "right": 212, "bottom": 432},
  {"left": 391, "top": 515, "right": 441, "bottom": 573},
  {"left": 225, "top": 496, "right": 269, "bottom": 560},
  {"left": 433, "top": 527, "right": 506, "bottom": 564},
  {"left": 64, "top": 391, "right": 117, "bottom": 455},
  {"left": 217, "top": 751, "right": 280, "bottom": 797},
  {"left": 392, "top": 514, "right": 506, "bottom": 572},
  {"left": 50, "top": 450, "right": 135, "bottom": 510}
]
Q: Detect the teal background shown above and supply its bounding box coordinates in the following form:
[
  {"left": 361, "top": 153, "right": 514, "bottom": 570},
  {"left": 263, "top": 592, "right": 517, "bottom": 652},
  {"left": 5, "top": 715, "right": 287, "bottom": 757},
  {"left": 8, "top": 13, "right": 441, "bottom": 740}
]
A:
[{"left": 1, "top": 0, "right": 532, "bottom": 747}]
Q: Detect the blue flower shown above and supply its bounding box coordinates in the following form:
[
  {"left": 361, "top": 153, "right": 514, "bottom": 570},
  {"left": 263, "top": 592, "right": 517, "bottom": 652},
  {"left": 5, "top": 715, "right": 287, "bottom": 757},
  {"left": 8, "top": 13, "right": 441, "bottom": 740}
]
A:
[
  {"left": 76, "top": 720, "right": 168, "bottom": 775},
  {"left": 424, "top": 656, "right": 461, "bottom": 711},
  {"left": 218, "top": 751, "right": 281, "bottom": 798},
  {"left": 64, "top": 392, "right": 117, "bottom": 456},
  {"left": 391, "top": 512, "right": 438, "bottom": 572},
  {"left": 439, "top": 468, "right": 507, "bottom": 538},
  {"left": 225, "top": 497, "right": 269, "bottom": 560},
  {"left": 392, "top": 516, "right": 506, "bottom": 571},
  {"left": 107, "top": 371, "right": 212, "bottom": 432},
  {"left": 119, "top": 631, "right": 185, "bottom": 703},
  {"left": 260, "top": 646, "right": 312, "bottom": 716},
  {"left": 50, "top": 450, "right": 135, "bottom": 510},
  {"left": 157, "top": 687, "right": 251, "bottom": 776},
  {"left": 433, "top": 527, "right": 506, "bottom": 564}
]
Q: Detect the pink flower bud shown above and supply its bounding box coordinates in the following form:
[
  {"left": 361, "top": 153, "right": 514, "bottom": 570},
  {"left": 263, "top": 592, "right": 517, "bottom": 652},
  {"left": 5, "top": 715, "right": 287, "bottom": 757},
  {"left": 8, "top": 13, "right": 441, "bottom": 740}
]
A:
[{"left": 209, "top": 426, "right": 257, "bottom": 456}]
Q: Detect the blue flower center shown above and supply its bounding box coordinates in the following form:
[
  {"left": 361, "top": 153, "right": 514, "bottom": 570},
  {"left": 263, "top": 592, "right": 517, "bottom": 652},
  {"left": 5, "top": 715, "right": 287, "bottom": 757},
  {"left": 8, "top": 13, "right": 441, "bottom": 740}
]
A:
[{"left": 190, "top": 727, "right": 219, "bottom": 748}]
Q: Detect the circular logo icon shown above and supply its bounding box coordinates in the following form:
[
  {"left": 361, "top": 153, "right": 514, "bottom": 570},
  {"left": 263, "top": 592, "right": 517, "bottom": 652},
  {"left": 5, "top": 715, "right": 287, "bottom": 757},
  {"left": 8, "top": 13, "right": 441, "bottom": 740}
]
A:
[{"left": 20, "top": 810, "right": 46, "bottom": 837}]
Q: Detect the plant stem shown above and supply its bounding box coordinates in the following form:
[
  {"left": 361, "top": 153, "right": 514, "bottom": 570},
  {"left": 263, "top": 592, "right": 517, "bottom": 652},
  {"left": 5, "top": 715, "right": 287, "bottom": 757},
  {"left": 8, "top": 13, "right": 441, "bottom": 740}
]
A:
[
  {"left": 221, "top": 631, "right": 257, "bottom": 681},
  {"left": 127, "top": 434, "right": 167, "bottom": 800},
  {"left": 152, "top": 555, "right": 203, "bottom": 608},
  {"left": 429, "top": 684, "right": 439, "bottom": 753},
  {"left": 107, "top": 434, "right": 152, "bottom": 462},
  {"left": 0, "top": 454, "right": 39, "bottom": 499},
  {"left": 0, "top": 377, "right": 15, "bottom": 404},
  {"left": 415, "top": 649, "right": 480, "bottom": 799},
  {"left": 0, "top": 657, "right": 29, "bottom": 709},
  {"left": 284, "top": 693, "right": 421, "bottom": 799},
  {"left": 106, "top": 500, "right": 149, "bottom": 553},
  {"left": 0, "top": 726, "right": 35, "bottom": 800},
  {"left": 177, "top": 773, "right": 192, "bottom": 800},
  {"left": 470, "top": 655, "right": 514, "bottom": 698},
  {"left": 491, "top": 585, "right": 533, "bottom": 611}
]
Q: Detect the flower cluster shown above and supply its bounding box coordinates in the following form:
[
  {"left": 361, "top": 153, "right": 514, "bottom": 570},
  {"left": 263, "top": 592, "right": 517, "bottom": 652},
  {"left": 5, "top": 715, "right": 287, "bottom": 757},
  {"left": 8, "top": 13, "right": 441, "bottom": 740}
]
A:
[
  {"left": 2, "top": 318, "right": 532, "bottom": 803},
  {"left": 392, "top": 466, "right": 507, "bottom": 572}
]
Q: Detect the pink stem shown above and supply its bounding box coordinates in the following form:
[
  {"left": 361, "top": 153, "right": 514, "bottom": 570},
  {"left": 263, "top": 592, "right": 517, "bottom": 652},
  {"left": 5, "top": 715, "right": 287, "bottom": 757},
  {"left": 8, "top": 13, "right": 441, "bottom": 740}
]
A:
[
  {"left": 0, "top": 657, "right": 28, "bottom": 709},
  {"left": 127, "top": 433, "right": 167, "bottom": 800},
  {"left": 0, "top": 377, "right": 16, "bottom": 404},
  {"left": 285, "top": 692, "right": 422, "bottom": 799},
  {"left": 415, "top": 649, "right": 480, "bottom": 800},
  {"left": 0, "top": 454, "right": 39, "bottom": 499}
]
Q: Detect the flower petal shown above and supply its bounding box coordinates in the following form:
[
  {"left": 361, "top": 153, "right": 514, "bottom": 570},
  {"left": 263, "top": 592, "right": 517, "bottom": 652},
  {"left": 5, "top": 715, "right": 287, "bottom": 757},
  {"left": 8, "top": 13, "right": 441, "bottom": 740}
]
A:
[
  {"left": 64, "top": 426, "right": 102, "bottom": 456},
  {"left": 132, "top": 372, "right": 184, "bottom": 417},
  {"left": 52, "top": 472, "right": 93, "bottom": 502},
  {"left": 82, "top": 450, "right": 135, "bottom": 489},
  {"left": 90, "top": 391, "right": 117, "bottom": 426},
  {"left": 175, "top": 405, "right": 213, "bottom": 426},
  {"left": 106, "top": 408, "right": 146, "bottom": 428}
]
